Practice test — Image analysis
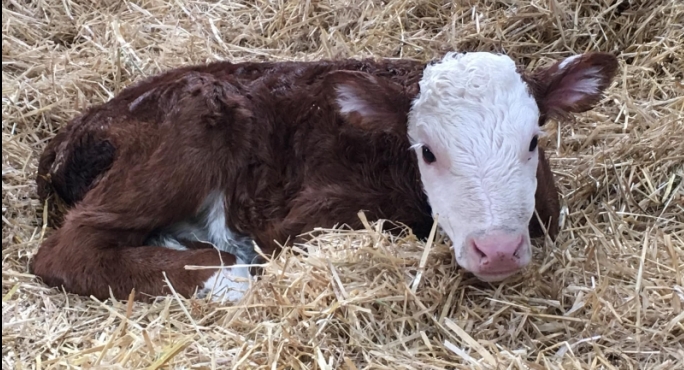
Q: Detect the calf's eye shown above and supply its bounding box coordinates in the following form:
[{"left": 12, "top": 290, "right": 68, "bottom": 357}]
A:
[
  {"left": 422, "top": 146, "right": 436, "bottom": 164},
  {"left": 529, "top": 135, "right": 538, "bottom": 152}
]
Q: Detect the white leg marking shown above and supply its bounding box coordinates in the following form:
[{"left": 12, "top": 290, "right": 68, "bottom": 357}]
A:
[{"left": 200, "top": 257, "right": 252, "bottom": 303}]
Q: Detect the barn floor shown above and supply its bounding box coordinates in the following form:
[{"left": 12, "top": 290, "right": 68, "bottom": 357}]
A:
[{"left": 2, "top": 1, "right": 683, "bottom": 369}]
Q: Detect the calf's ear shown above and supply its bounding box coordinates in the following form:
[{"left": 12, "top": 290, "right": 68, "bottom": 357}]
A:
[
  {"left": 323, "top": 70, "right": 411, "bottom": 135},
  {"left": 530, "top": 52, "right": 619, "bottom": 122}
]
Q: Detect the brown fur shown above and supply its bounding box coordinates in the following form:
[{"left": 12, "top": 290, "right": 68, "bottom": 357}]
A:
[{"left": 32, "top": 54, "right": 616, "bottom": 302}]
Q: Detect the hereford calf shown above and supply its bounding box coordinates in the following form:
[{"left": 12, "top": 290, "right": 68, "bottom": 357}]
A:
[{"left": 32, "top": 51, "right": 618, "bottom": 302}]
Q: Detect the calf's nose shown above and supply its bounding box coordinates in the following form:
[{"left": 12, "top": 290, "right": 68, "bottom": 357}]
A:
[{"left": 468, "top": 231, "right": 526, "bottom": 275}]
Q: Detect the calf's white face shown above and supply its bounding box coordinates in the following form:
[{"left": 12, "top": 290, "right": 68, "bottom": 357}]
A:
[
  {"left": 408, "top": 52, "right": 542, "bottom": 281},
  {"left": 329, "top": 51, "right": 618, "bottom": 282}
]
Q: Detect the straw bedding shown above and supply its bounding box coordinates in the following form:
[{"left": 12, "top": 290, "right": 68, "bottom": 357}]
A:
[{"left": 2, "top": 0, "right": 683, "bottom": 369}]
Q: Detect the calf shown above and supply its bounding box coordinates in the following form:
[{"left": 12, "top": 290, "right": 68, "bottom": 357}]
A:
[{"left": 32, "top": 51, "right": 618, "bottom": 302}]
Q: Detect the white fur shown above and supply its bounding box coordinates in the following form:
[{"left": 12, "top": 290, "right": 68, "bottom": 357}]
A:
[
  {"left": 406, "top": 52, "right": 543, "bottom": 280},
  {"left": 558, "top": 54, "right": 581, "bottom": 70},
  {"left": 149, "top": 190, "right": 255, "bottom": 260},
  {"left": 336, "top": 84, "right": 375, "bottom": 117},
  {"left": 144, "top": 191, "right": 258, "bottom": 301},
  {"left": 128, "top": 89, "right": 155, "bottom": 112},
  {"left": 563, "top": 67, "right": 602, "bottom": 104},
  {"left": 154, "top": 235, "right": 188, "bottom": 251},
  {"left": 204, "top": 191, "right": 245, "bottom": 253},
  {"left": 200, "top": 257, "right": 252, "bottom": 303},
  {"left": 568, "top": 74, "right": 601, "bottom": 95},
  {"left": 559, "top": 56, "right": 601, "bottom": 104}
]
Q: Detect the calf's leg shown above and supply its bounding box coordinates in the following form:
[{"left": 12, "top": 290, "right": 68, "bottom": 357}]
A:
[
  {"left": 31, "top": 226, "right": 248, "bottom": 302},
  {"left": 30, "top": 173, "right": 253, "bottom": 303}
]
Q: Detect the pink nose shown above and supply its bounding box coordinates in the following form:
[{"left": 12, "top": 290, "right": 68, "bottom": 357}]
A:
[{"left": 468, "top": 231, "right": 526, "bottom": 275}]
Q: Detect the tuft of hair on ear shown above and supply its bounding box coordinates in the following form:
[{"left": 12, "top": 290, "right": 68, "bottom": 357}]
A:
[
  {"left": 532, "top": 52, "right": 619, "bottom": 121},
  {"left": 323, "top": 70, "right": 410, "bottom": 135}
]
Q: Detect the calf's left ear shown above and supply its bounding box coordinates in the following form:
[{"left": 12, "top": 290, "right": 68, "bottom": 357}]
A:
[
  {"left": 531, "top": 52, "right": 619, "bottom": 121},
  {"left": 323, "top": 70, "right": 411, "bottom": 135}
]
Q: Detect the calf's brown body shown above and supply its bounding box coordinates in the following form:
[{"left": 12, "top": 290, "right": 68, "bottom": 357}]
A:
[{"left": 32, "top": 57, "right": 561, "bottom": 302}]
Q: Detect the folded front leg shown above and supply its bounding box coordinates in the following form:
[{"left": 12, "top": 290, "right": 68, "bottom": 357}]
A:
[{"left": 31, "top": 224, "right": 251, "bottom": 302}]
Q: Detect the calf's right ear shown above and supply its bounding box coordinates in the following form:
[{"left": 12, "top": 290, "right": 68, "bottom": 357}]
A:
[
  {"left": 530, "top": 52, "right": 619, "bottom": 121},
  {"left": 323, "top": 70, "right": 411, "bottom": 135}
]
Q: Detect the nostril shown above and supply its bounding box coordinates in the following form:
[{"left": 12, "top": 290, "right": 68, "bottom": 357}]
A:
[
  {"left": 512, "top": 236, "right": 524, "bottom": 258},
  {"left": 471, "top": 240, "right": 487, "bottom": 260}
]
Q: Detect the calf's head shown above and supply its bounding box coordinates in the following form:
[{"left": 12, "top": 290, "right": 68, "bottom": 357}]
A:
[{"left": 327, "top": 51, "right": 618, "bottom": 282}]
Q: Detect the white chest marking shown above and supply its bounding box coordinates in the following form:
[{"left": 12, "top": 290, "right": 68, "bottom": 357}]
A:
[{"left": 145, "top": 190, "right": 258, "bottom": 263}]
